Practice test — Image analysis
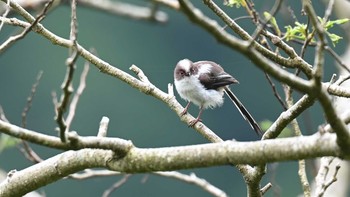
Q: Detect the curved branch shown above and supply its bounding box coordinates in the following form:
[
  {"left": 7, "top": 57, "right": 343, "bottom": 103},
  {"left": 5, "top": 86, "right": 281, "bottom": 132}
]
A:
[
  {"left": 0, "top": 0, "right": 226, "bottom": 143},
  {"left": 0, "top": 149, "right": 113, "bottom": 197},
  {"left": 202, "top": 0, "right": 313, "bottom": 78},
  {"left": 0, "top": 119, "right": 133, "bottom": 152},
  {"left": 178, "top": 0, "right": 313, "bottom": 94}
]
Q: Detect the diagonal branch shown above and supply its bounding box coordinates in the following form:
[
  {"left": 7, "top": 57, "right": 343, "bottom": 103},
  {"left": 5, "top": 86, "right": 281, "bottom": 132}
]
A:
[
  {"left": 178, "top": 0, "right": 313, "bottom": 94},
  {"left": 0, "top": 0, "right": 54, "bottom": 53}
]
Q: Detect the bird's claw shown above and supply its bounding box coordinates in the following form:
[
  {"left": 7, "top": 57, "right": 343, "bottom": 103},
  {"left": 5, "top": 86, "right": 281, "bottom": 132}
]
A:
[
  {"left": 188, "top": 118, "right": 202, "bottom": 127},
  {"left": 180, "top": 109, "right": 188, "bottom": 116}
]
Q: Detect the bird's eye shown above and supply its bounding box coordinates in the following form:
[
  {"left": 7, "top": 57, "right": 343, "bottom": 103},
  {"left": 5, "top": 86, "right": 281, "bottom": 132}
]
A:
[{"left": 179, "top": 70, "right": 185, "bottom": 76}]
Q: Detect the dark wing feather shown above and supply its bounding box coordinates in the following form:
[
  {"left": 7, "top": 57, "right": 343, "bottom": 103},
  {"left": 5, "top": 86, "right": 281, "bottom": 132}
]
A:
[{"left": 194, "top": 61, "right": 238, "bottom": 90}]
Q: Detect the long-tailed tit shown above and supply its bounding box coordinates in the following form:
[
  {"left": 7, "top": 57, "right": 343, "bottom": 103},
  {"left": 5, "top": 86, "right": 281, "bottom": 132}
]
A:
[{"left": 174, "top": 59, "right": 262, "bottom": 135}]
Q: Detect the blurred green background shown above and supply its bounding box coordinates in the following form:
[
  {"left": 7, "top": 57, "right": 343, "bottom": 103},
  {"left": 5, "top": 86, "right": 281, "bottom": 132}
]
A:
[{"left": 0, "top": 1, "right": 346, "bottom": 196}]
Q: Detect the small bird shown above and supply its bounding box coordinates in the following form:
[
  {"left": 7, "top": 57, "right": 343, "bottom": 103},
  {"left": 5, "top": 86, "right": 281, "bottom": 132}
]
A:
[{"left": 174, "top": 59, "right": 262, "bottom": 136}]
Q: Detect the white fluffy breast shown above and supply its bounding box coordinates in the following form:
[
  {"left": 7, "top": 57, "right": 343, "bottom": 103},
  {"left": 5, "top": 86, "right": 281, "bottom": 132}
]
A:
[{"left": 174, "top": 75, "right": 224, "bottom": 109}]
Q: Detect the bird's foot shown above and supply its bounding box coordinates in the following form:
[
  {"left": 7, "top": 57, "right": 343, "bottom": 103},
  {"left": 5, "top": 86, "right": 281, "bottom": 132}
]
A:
[
  {"left": 180, "top": 109, "right": 188, "bottom": 116},
  {"left": 188, "top": 118, "right": 202, "bottom": 127}
]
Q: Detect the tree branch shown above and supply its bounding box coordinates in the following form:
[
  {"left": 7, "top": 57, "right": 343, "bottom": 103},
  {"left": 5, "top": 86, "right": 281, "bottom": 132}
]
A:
[
  {"left": 75, "top": 0, "right": 168, "bottom": 23},
  {"left": 178, "top": 0, "right": 313, "bottom": 94},
  {"left": 0, "top": 132, "right": 345, "bottom": 196}
]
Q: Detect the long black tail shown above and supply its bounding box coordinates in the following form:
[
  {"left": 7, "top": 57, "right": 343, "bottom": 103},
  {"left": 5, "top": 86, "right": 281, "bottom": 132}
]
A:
[{"left": 224, "top": 87, "right": 263, "bottom": 136}]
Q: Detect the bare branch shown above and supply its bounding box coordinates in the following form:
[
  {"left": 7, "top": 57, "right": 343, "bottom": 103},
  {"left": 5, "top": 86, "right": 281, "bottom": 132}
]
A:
[
  {"left": 202, "top": 0, "right": 314, "bottom": 78},
  {"left": 0, "top": 0, "right": 54, "bottom": 53},
  {"left": 179, "top": 0, "right": 313, "bottom": 94},
  {"left": 19, "top": 141, "right": 43, "bottom": 163},
  {"left": 55, "top": 49, "right": 79, "bottom": 142},
  {"left": 264, "top": 73, "right": 287, "bottom": 110},
  {"left": 154, "top": 0, "right": 180, "bottom": 10},
  {"left": 318, "top": 90, "right": 350, "bottom": 152},
  {"left": 285, "top": 88, "right": 311, "bottom": 196},
  {"left": 0, "top": 105, "right": 9, "bottom": 122},
  {"left": 65, "top": 61, "right": 89, "bottom": 128},
  {"left": 20, "top": 71, "right": 44, "bottom": 164},
  {"left": 69, "top": 169, "right": 119, "bottom": 179},
  {"left": 314, "top": 157, "right": 341, "bottom": 196},
  {"left": 102, "top": 174, "right": 131, "bottom": 197},
  {"left": 0, "top": 0, "right": 10, "bottom": 31},
  {"left": 325, "top": 46, "right": 350, "bottom": 73},
  {"left": 0, "top": 133, "right": 345, "bottom": 196},
  {"left": 21, "top": 71, "right": 43, "bottom": 128},
  {"left": 260, "top": 182, "right": 273, "bottom": 195},
  {"left": 154, "top": 172, "right": 228, "bottom": 197},
  {"left": 76, "top": 0, "right": 168, "bottom": 23},
  {"left": 130, "top": 64, "right": 151, "bottom": 84},
  {"left": 70, "top": 169, "right": 227, "bottom": 197},
  {"left": 248, "top": 0, "right": 282, "bottom": 48},
  {"left": 263, "top": 95, "right": 315, "bottom": 139},
  {"left": 0, "top": 119, "right": 133, "bottom": 152},
  {"left": 97, "top": 116, "right": 109, "bottom": 137}
]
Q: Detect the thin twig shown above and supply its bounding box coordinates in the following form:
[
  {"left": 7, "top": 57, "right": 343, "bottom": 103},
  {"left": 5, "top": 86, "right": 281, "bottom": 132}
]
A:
[
  {"left": 69, "top": 169, "right": 119, "bottom": 179},
  {"left": 285, "top": 86, "right": 311, "bottom": 197},
  {"left": 0, "top": 105, "right": 9, "bottom": 122},
  {"left": 314, "top": 157, "right": 341, "bottom": 196},
  {"left": 0, "top": 0, "right": 10, "bottom": 31},
  {"left": 325, "top": 46, "right": 350, "bottom": 73},
  {"left": 55, "top": 0, "right": 79, "bottom": 142},
  {"left": 102, "top": 174, "right": 131, "bottom": 197},
  {"left": 0, "top": 0, "right": 54, "bottom": 53},
  {"left": 323, "top": 0, "right": 335, "bottom": 23},
  {"left": 154, "top": 172, "right": 228, "bottom": 197},
  {"left": 260, "top": 182, "right": 273, "bottom": 195},
  {"left": 21, "top": 71, "right": 43, "bottom": 128},
  {"left": 97, "top": 116, "right": 109, "bottom": 137},
  {"left": 264, "top": 73, "right": 287, "bottom": 110},
  {"left": 248, "top": 0, "right": 282, "bottom": 48},
  {"left": 20, "top": 70, "right": 44, "bottom": 163},
  {"left": 55, "top": 49, "right": 79, "bottom": 142},
  {"left": 65, "top": 61, "right": 89, "bottom": 128},
  {"left": 19, "top": 141, "right": 43, "bottom": 163},
  {"left": 299, "top": 18, "right": 314, "bottom": 59}
]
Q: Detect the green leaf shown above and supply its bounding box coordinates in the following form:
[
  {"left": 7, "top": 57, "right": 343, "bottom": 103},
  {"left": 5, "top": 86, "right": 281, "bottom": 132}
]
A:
[
  {"left": 317, "top": 17, "right": 349, "bottom": 46},
  {"left": 0, "top": 134, "right": 20, "bottom": 153},
  {"left": 264, "top": 12, "right": 281, "bottom": 35},
  {"left": 324, "top": 18, "right": 350, "bottom": 30},
  {"left": 223, "top": 0, "right": 246, "bottom": 8},
  {"left": 284, "top": 22, "right": 308, "bottom": 41},
  {"left": 327, "top": 32, "right": 343, "bottom": 47}
]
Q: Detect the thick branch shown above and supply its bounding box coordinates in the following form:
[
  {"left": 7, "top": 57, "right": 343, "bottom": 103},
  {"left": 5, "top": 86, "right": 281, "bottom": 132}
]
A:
[
  {"left": 0, "top": 133, "right": 345, "bottom": 196},
  {"left": 318, "top": 91, "right": 350, "bottom": 152},
  {"left": 202, "top": 0, "right": 313, "bottom": 78},
  {"left": 0, "top": 149, "right": 113, "bottom": 197}
]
